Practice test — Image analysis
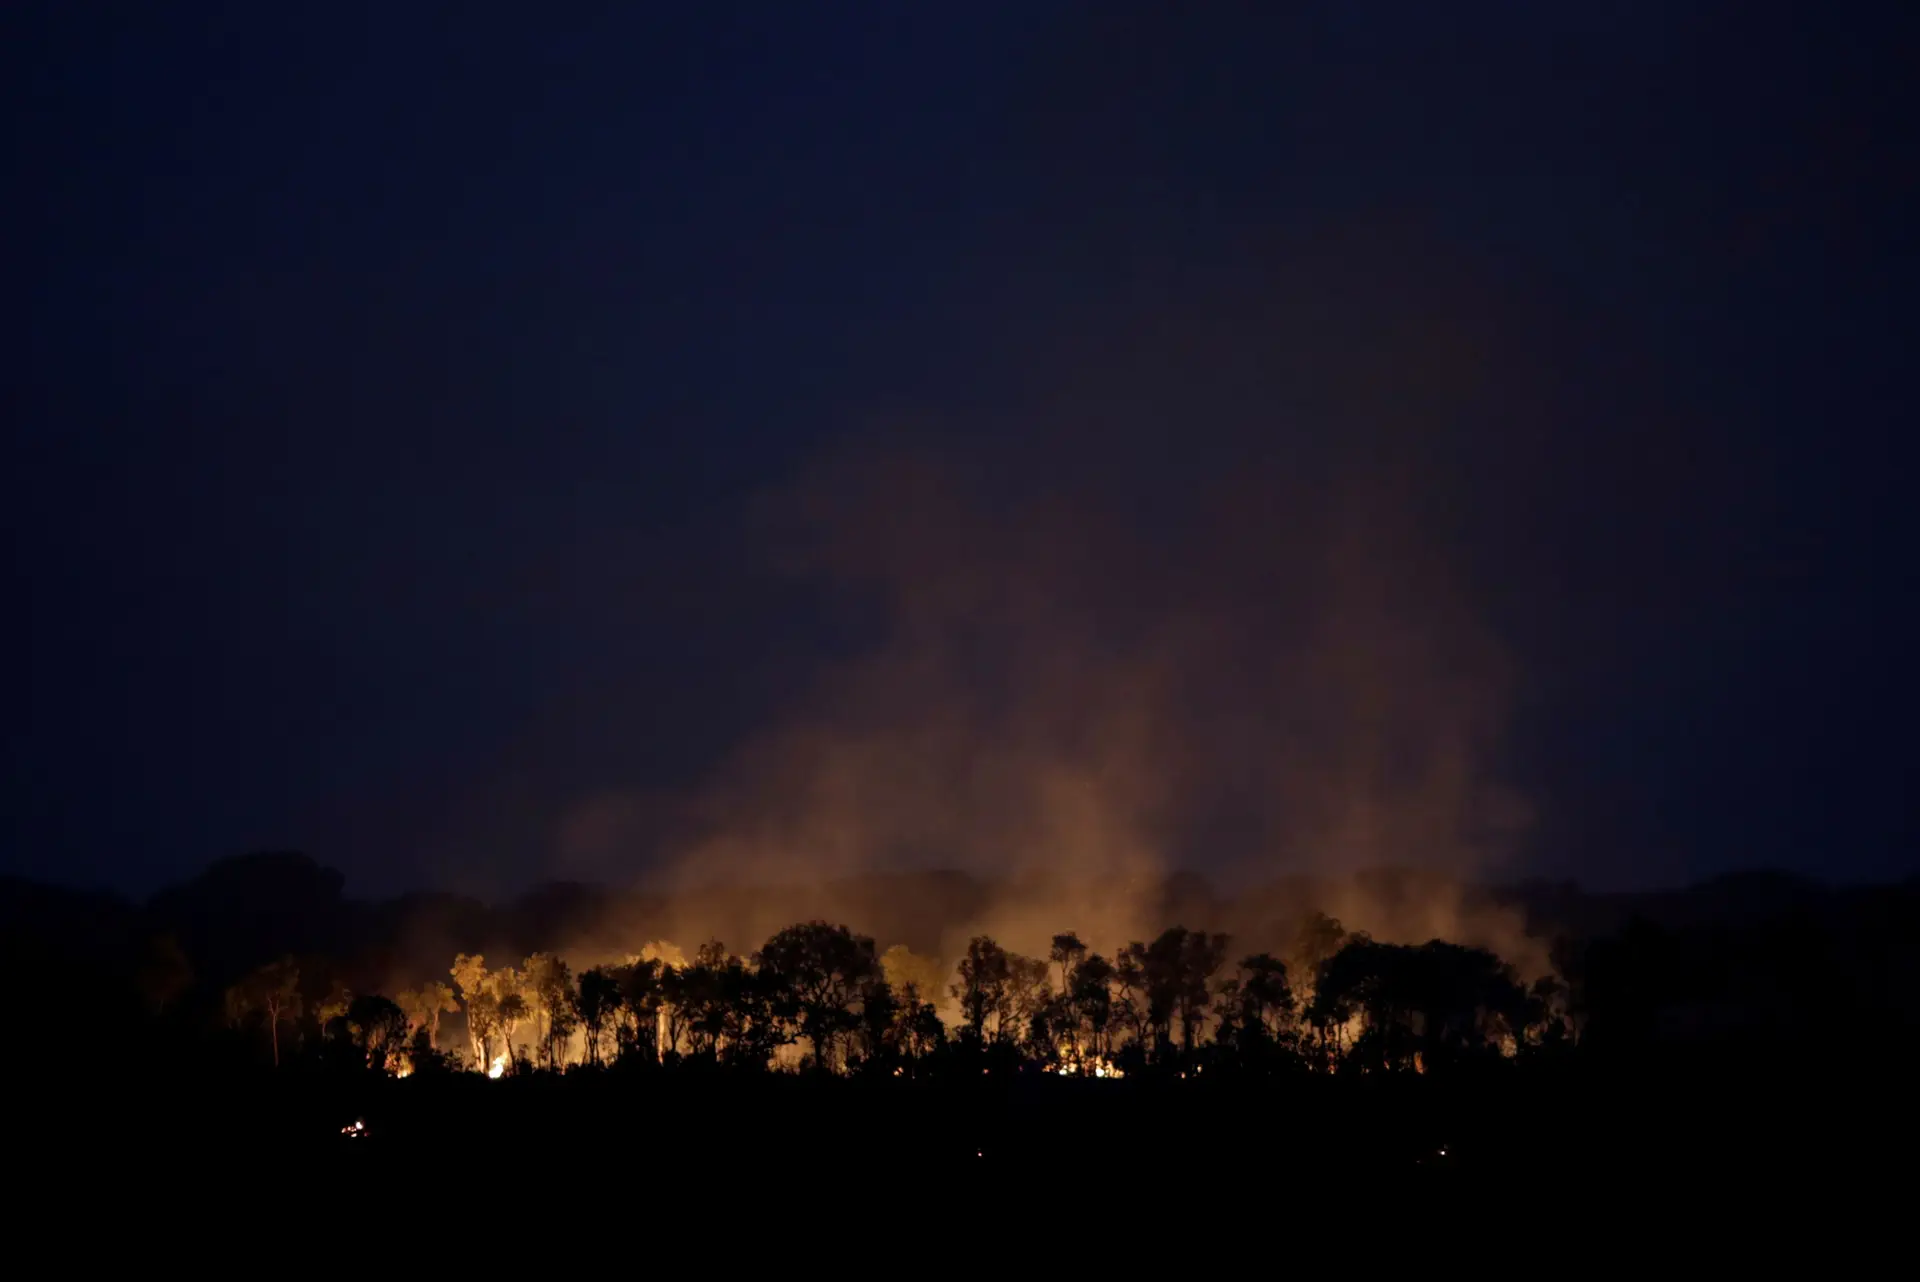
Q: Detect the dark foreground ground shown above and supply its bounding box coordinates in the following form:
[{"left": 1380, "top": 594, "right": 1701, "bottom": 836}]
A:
[{"left": 26, "top": 1055, "right": 1908, "bottom": 1187}]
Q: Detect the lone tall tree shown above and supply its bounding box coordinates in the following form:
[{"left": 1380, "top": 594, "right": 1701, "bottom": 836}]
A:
[{"left": 225, "top": 957, "right": 302, "bottom": 1067}]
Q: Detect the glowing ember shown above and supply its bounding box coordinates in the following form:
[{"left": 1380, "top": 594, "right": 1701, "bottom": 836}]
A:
[{"left": 488, "top": 1054, "right": 506, "bottom": 1079}]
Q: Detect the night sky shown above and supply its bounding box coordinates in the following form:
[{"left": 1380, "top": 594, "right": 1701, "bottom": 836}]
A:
[{"left": 6, "top": 3, "right": 1915, "bottom": 897}]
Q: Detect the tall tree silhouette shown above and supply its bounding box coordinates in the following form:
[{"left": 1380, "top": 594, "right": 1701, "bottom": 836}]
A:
[
  {"left": 954, "top": 936, "right": 1013, "bottom": 1045},
  {"left": 613, "top": 957, "right": 665, "bottom": 1063},
  {"left": 1177, "top": 930, "right": 1231, "bottom": 1053},
  {"left": 348, "top": 993, "right": 410, "bottom": 1072},
  {"left": 1071, "top": 953, "right": 1116, "bottom": 1059},
  {"left": 575, "top": 966, "right": 620, "bottom": 1067}
]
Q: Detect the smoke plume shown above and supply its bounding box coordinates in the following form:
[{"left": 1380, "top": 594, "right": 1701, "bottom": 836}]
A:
[{"left": 565, "top": 226, "right": 1550, "bottom": 973}]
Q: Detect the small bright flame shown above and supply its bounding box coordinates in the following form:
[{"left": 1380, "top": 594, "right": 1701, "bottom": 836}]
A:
[{"left": 488, "top": 1054, "right": 506, "bottom": 1079}]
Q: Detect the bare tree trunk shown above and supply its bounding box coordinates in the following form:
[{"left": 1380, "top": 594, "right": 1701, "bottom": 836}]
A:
[{"left": 269, "top": 1008, "right": 280, "bottom": 1067}]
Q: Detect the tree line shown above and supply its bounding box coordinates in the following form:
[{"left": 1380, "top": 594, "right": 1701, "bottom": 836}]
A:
[{"left": 223, "top": 913, "right": 1573, "bottom": 1080}]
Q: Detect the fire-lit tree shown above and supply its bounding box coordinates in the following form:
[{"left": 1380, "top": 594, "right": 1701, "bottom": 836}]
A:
[
  {"left": 880, "top": 944, "right": 945, "bottom": 1010},
  {"left": 492, "top": 968, "right": 529, "bottom": 1071},
  {"left": 397, "top": 982, "right": 459, "bottom": 1050},
  {"left": 283, "top": 908, "right": 1575, "bottom": 1084},
  {"left": 450, "top": 953, "right": 492, "bottom": 1068},
  {"left": 523, "top": 953, "right": 577, "bottom": 1070},
  {"left": 313, "top": 979, "right": 353, "bottom": 1043},
  {"left": 225, "top": 956, "right": 302, "bottom": 1067}
]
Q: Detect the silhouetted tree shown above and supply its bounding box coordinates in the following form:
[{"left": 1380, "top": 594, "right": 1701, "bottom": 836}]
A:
[
  {"left": 1008, "top": 953, "right": 1053, "bottom": 1054},
  {"left": 677, "top": 941, "right": 734, "bottom": 1059},
  {"left": 658, "top": 962, "right": 691, "bottom": 1059},
  {"left": 575, "top": 966, "right": 620, "bottom": 1067},
  {"left": 136, "top": 933, "right": 193, "bottom": 1019},
  {"left": 1290, "top": 912, "right": 1349, "bottom": 1068},
  {"left": 718, "top": 954, "right": 781, "bottom": 1068},
  {"left": 757, "top": 921, "right": 880, "bottom": 1070},
  {"left": 1072, "top": 953, "right": 1116, "bottom": 1058},
  {"left": 954, "top": 936, "right": 1013, "bottom": 1045},
  {"left": 613, "top": 957, "right": 664, "bottom": 1063},
  {"left": 348, "top": 993, "right": 410, "bottom": 1072},
  {"left": 1218, "top": 953, "right": 1294, "bottom": 1063},
  {"left": 1178, "top": 929, "right": 1231, "bottom": 1053},
  {"left": 854, "top": 978, "right": 899, "bottom": 1071},
  {"left": 1049, "top": 932, "right": 1088, "bottom": 1053},
  {"left": 1113, "top": 946, "right": 1151, "bottom": 1053},
  {"left": 1122, "top": 929, "right": 1190, "bottom": 1059}
]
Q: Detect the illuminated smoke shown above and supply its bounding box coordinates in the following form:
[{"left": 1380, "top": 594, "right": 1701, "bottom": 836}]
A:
[{"left": 556, "top": 228, "right": 1548, "bottom": 969}]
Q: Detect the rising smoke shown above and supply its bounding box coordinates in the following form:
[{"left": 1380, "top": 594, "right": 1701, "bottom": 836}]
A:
[{"left": 560, "top": 227, "right": 1553, "bottom": 978}]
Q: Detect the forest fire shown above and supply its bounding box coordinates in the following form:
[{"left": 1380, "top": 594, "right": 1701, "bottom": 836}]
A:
[{"left": 216, "top": 911, "right": 1570, "bottom": 1083}]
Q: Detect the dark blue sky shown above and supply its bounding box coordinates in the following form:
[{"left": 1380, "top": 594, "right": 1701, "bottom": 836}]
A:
[{"left": 5, "top": 2, "right": 1915, "bottom": 895}]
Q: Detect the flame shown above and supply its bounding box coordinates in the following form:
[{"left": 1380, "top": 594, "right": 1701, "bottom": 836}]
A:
[
  {"left": 1047, "top": 1045, "right": 1125, "bottom": 1079},
  {"left": 488, "top": 1054, "right": 506, "bottom": 1079}
]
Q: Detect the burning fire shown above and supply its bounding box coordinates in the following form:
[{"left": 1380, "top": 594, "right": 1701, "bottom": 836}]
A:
[
  {"left": 1045, "top": 1046, "right": 1124, "bottom": 1079},
  {"left": 488, "top": 1054, "right": 506, "bottom": 1079}
]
